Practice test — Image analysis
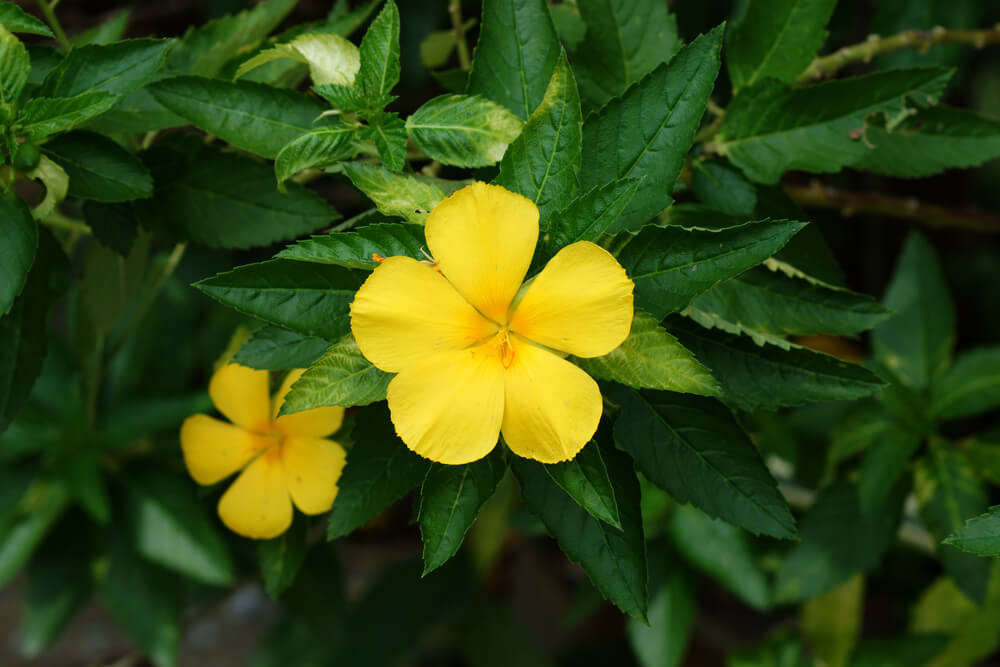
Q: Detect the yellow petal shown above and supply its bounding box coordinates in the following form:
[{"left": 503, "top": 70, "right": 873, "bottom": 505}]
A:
[
  {"left": 509, "top": 241, "right": 633, "bottom": 358},
  {"left": 209, "top": 363, "right": 272, "bottom": 433},
  {"left": 387, "top": 343, "right": 505, "bottom": 464},
  {"left": 351, "top": 256, "right": 498, "bottom": 373},
  {"left": 217, "top": 454, "right": 292, "bottom": 539},
  {"left": 273, "top": 369, "right": 345, "bottom": 437},
  {"left": 501, "top": 338, "right": 602, "bottom": 463},
  {"left": 180, "top": 415, "right": 265, "bottom": 485},
  {"left": 282, "top": 436, "right": 347, "bottom": 514},
  {"left": 425, "top": 182, "right": 539, "bottom": 324}
]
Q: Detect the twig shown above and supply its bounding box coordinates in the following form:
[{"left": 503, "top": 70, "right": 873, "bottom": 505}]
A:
[
  {"left": 798, "top": 25, "right": 1000, "bottom": 83},
  {"left": 34, "top": 0, "right": 70, "bottom": 49},
  {"left": 449, "top": 0, "right": 471, "bottom": 70},
  {"left": 785, "top": 180, "right": 1000, "bottom": 234}
]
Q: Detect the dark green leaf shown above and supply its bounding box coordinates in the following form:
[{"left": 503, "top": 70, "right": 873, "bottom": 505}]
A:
[
  {"left": 409, "top": 93, "right": 523, "bottom": 168},
  {"left": 362, "top": 111, "right": 407, "bottom": 172},
  {"left": 545, "top": 439, "right": 621, "bottom": 528},
  {"left": 930, "top": 346, "right": 1000, "bottom": 420},
  {"left": 258, "top": 516, "right": 308, "bottom": 599},
  {"left": 274, "top": 124, "right": 356, "bottom": 185},
  {"left": 691, "top": 160, "right": 758, "bottom": 216},
  {"left": 849, "top": 635, "right": 950, "bottom": 667},
  {"left": 543, "top": 178, "right": 640, "bottom": 259},
  {"left": 234, "top": 325, "right": 329, "bottom": 371},
  {"left": 82, "top": 201, "right": 137, "bottom": 256},
  {"left": 0, "top": 2, "right": 54, "bottom": 37},
  {"left": 42, "top": 131, "right": 152, "bottom": 202},
  {"left": 276, "top": 222, "right": 426, "bottom": 270},
  {"left": 83, "top": 88, "right": 186, "bottom": 135},
  {"left": 357, "top": 0, "right": 400, "bottom": 100},
  {"left": 279, "top": 334, "right": 391, "bottom": 414},
  {"left": 38, "top": 38, "right": 173, "bottom": 98},
  {"left": 71, "top": 8, "right": 130, "bottom": 46},
  {"left": 944, "top": 506, "right": 1000, "bottom": 557},
  {"left": 857, "top": 423, "right": 922, "bottom": 516},
  {"left": 0, "top": 485, "right": 67, "bottom": 587},
  {"left": 0, "top": 194, "right": 36, "bottom": 316},
  {"left": 15, "top": 92, "right": 117, "bottom": 140},
  {"left": 340, "top": 162, "right": 445, "bottom": 223}
]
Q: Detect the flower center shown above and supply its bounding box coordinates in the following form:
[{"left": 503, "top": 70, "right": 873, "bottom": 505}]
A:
[
  {"left": 258, "top": 426, "right": 285, "bottom": 463},
  {"left": 497, "top": 328, "right": 515, "bottom": 369}
]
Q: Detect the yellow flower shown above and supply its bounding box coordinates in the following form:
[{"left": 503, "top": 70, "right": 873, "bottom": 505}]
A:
[
  {"left": 350, "top": 182, "right": 634, "bottom": 465},
  {"left": 180, "top": 364, "right": 347, "bottom": 539}
]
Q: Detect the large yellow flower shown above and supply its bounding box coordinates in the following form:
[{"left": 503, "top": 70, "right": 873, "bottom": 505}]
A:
[
  {"left": 350, "top": 182, "right": 634, "bottom": 465},
  {"left": 180, "top": 364, "right": 347, "bottom": 539}
]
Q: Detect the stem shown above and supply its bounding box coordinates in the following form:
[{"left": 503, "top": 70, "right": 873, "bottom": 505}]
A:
[
  {"left": 35, "top": 0, "right": 70, "bottom": 49},
  {"left": 786, "top": 180, "right": 1000, "bottom": 234},
  {"left": 41, "top": 211, "right": 91, "bottom": 235},
  {"left": 799, "top": 25, "right": 1000, "bottom": 83},
  {"left": 449, "top": 0, "right": 471, "bottom": 70}
]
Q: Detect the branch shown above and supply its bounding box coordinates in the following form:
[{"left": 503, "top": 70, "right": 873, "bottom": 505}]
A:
[
  {"left": 798, "top": 25, "right": 1000, "bottom": 83},
  {"left": 785, "top": 180, "right": 1000, "bottom": 234}
]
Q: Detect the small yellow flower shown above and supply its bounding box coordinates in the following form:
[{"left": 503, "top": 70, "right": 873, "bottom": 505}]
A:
[
  {"left": 180, "top": 364, "right": 347, "bottom": 539},
  {"left": 350, "top": 182, "right": 634, "bottom": 465}
]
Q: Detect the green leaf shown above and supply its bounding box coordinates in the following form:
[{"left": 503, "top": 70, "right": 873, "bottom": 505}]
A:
[
  {"left": 872, "top": 231, "right": 955, "bottom": 390},
  {"left": 71, "top": 8, "right": 130, "bottom": 46},
  {"left": 774, "top": 480, "right": 905, "bottom": 604},
  {"left": 0, "top": 25, "right": 29, "bottom": 104},
  {"left": 495, "top": 52, "right": 579, "bottom": 225},
  {"left": 626, "top": 556, "right": 694, "bottom": 667},
  {"left": 670, "top": 318, "right": 883, "bottom": 411},
  {"left": 196, "top": 260, "right": 362, "bottom": 342},
  {"left": 691, "top": 160, "right": 758, "bottom": 216},
  {"left": 0, "top": 2, "right": 54, "bottom": 37},
  {"left": 572, "top": 0, "right": 681, "bottom": 109},
  {"left": 279, "top": 334, "right": 391, "bottom": 414},
  {"left": 610, "top": 386, "right": 796, "bottom": 539},
  {"left": 408, "top": 93, "right": 523, "bottom": 168},
  {"left": 668, "top": 504, "right": 770, "bottom": 610},
  {"left": 274, "top": 124, "right": 356, "bottom": 185},
  {"left": 341, "top": 162, "right": 446, "bottom": 223},
  {"left": 944, "top": 506, "right": 1000, "bottom": 557},
  {"left": 234, "top": 325, "right": 329, "bottom": 371},
  {"left": 327, "top": 404, "right": 431, "bottom": 539},
  {"left": 15, "top": 92, "right": 117, "bottom": 140},
  {"left": 38, "top": 38, "right": 173, "bottom": 98},
  {"left": 542, "top": 178, "right": 640, "bottom": 259},
  {"left": 544, "top": 438, "right": 621, "bottom": 528},
  {"left": 857, "top": 423, "right": 922, "bottom": 516},
  {"left": 575, "top": 310, "right": 720, "bottom": 396},
  {"left": 512, "top": 443, "right": 648, "bottom": 620},
  {"left": 276, "top": 222, "right": 426, "bottom": 270},
  {"left": 853, "top": 107, "right": 1000, "bottom": 177},
  {"left": 357, "top": 0, "right": 400, "bottom": 101},
  {"left": 800, "top": 575, "right": 864, "bottom": 667},
  {"left": 257, "top": 516, "right": 308, "bottom": 599},
  {"left": 965, "top": 425, "right": 1000, "bottom": 486},
  {"left": 468, "top": 0, "right": 561, "bottom": 120},
  {"left": 915, "top": 444, "right": 990, "bottom": 604},
  {"left": 136, "top": 136, "right": 337, "bottom": 248},
  {"left": 418, "top": 450, "right": 506, "bottom": 575},
  {"left": 726, "top": 0, "right": 837, "bottom": 90},
  {"left": 148, "top": 76, "right": 335, "bottom": 159},
  {"left": 79, "top": 232, "right": 148, "bottom": 336},
  {"left": 23, "top": 155, "right": 68, "bottom": 220},
  {"left": 313, "top": 81, "right": 369, "bottom": 111},
  {"left": 929, "top": 346, "right": 1000, "bottom": 420},
  {"left": 42, "top": 131, "right": 152, "bottom": 202},
  {"left": 82, "top": 88, "right": 186, "bottom": 135},
  {"left": 0, "top": 485, "right": 67, "bottom": 587},
  {"left": 849, "top": 635, "right": 950, "bottom": 667},
  {"left": 362, "top": 111, "right": 407, "bottom": 172},
  {"left": 717, "top": 68, "right": 952, "bottom": 184},
  {"left": 0, "top": 194, "right": 36, "bottom": 316},
  {"left": 236, "top": 33, "right": 361, "bottom": 86},
  {"left": 578, "top": 25, "right": 723, "bottom": 234},
  {"left": 612, "top": 219, "right": 806, "bottom": 319}
]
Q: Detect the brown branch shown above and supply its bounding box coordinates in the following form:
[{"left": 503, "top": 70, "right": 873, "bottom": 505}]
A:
[{"left": 785, "top": 180, "right": 1000, "bottom": 234}]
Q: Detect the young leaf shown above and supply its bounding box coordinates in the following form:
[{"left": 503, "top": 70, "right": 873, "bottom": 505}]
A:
[
  {"left": 257, "top": 516, "right": 308, "bottom": 599},
  {"left": 236, "top": 33, "right": 360, "bottom": 85},
  {"left": 279, "top": 335, "right": 391, "bottom": 415},
  {"left": 929, "top": 346, "right": 1000, "bottom": 420},
  {"left": 196, "top": 260, "right": 363, "bottom": 342},
  {"left": 38, "top": 38, "right": 173, "bottom": 98},
  {"left": 341, "top": 162, "right": 446, "bottom": 223},
  {"left": 0, "top": 194, "right": 36, "bottom": 317},
  {"left": 418, "top": 450, "right": 506, "bottom": 575},
  {"left": 612, "top": 219, "right": 806, "bottom": 318},
  {"left": 717, "top": 68, "right": 952, "bottom": 184},
  {"left": 0, "top": 2, "right": 54, "bottom": 37},
  {"left": 234, "top": 326, "right": 329, "bottom": 371},
  {"left": 408, "top": 94, "right": 523, "bottom": 168},
  {"left": 327, "top": 404, "right": 431, "bottom": 539},
  {"left": 274, "top": 125, "right": 356, "bottom": 185},
  {"left": 43, "top": 131, "right": 153, "bottom": 202},
  {"left": 276, "top": 222, "right": 426, "bottom": 270},
  {"left": 15, "top": 92, "right": 117, "bottom": 140},
  {"left": 610, "top": 386, "right": 796, "bottom": 539},
  {"left": 495, "top": 52, "right": 580, "bottom": 225},
  {"left": 944, "top": 506, "right": 1000, "bottom": 557},
  {"left": 545, "top": 438, "right": 622, "bottom": 528},
  {"left": 574, "top": 311, "right": 721, "bottom": 396},
  {"left": 357, "top": 0, "right": 400, "bottom": 101},
  {"left": 362, "top": 111, "right": 407, "bottom": 172},
  {"left": 0, "top": 25, "right": 29, "bottom": 104},
  {"left": 578, "top": 25, "right": 723, "bottom": 234},
  {"left": 512, "top": 444, "right": 648, "bottom": 620},
  {"left": 468, "top": 0, "right": 561, "bottom": 120},
  {"left": 726, "top": 0, "right": 837, "bottom": 90}
]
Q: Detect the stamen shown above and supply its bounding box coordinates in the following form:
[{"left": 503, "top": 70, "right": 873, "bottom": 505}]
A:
[
  {"left": 497, "top": 329, "right": 515, "bottom": 369},
  {"left": 372, "top": 252, "right": 387, "bottom": 263}
]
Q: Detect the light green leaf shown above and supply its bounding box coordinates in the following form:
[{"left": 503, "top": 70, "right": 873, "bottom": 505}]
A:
[
  {"left": 279, "top": 334, "right": 391, "bottom": 415},
  {"left": 24, "top": 155, "right": 68, "bottom": 220},
  {"left": 274, "top": 124, "right": 356, "bottom": 185},
  {"left": 38, "top": 38, "right": 173, "bottom": 98},
  {"left": 801, "top": 575, "right": 864, "bottom": 667},
  {"left": 944, "top": 506, "right": 1000, "bottom": 557},
  {"left": 341, "top": 162, "right": 445, "bottom": 223},
  {"left": 408, "top": 94, "right": 523, "bottom": 168},
  {"left": 929, "top": 346, "right": 1000, "bottom": 420},
  {"left": 0, "top": 25, "right": 29, "bottom": 104},
  {"left": 0, "top": 2, "right": 54, "bottom": 37},
  {"left": 313, "top": 82, "right": 369, "bottom": 112},
  {"left": 43, "top": 131, "right": 152, "bottom": 202},
  {"left": 0, "top": 194, "right": 36, "bottom": 316},
  {"left": 71, "top": 8, "right": 129, "bottom": 46},
  {"left": 15, "top": 92, "right": 117, "bottom": 140},
  {"left": 357, "top": 0, "right": 400, "bottom": 100},
  {"left": 362, "top": 111, "right": 407, "bottom": 172},
  {"left": 257, "top": 517, "right": 307, "bottom": 599},
  {"left": 236, "top": 32, "right": 360, "bottom": 85},
  {"left": 545, "top": 439, "right": 621, "bottom": 528},
  {"left": 626, "top": 556, "right": 693, "bottom": 667},
  {"left": 276, "top": 222, "right": 426, "bottom": 270}
]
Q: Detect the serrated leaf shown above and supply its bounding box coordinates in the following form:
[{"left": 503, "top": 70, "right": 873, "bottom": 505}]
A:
[
  {"left": 0, "top": 2, "right": 54, "bottom": 37},
  {"left": 362, "top": 111, "right": 407, "bottom": 172},
  {"left": 610, "top": 386, "right": 796, "bottom": 539},
  {"left": 280, "top": 335, "right": 391, "bottom": 414},
  {"left": 42, "top": 131, "right": 152, "bottom": 202},
  {"left": 234, "top": 326, "right": 329, "bottom": 371},
  {"left": 579, "top": 25, "right": 723, "bottom": 234},
  {"left": 15, "top": 92, "right": 117, "bottom": 140},
  {"left": 408, "top": 93, "right": 523, "bottom": 168},
  {"left": 341, "top": 162, "right": 445, "bottom": 223},
  {"left": 418, "top": 450, "right": 506, "bottom": 574},
  {"left": 357, "top": 0, "right": 399, "bottom": 100},
  {"left": 313, "top": 82, "right": 369, "bottom": 111},
  {"left": 575, "top": 311, "right": 720, "bottom": 396},
  {"left": 327, "top": 404, "right": 431, "bottom": 539},
  {"left": 944, "top": 506, "right": 1000, "bottom": 557},
  {"left": 495, "top": 52, "right": 579, "bottom": 224},
  {"left": 543, "top": 178, "right": 640, "bottom": 260},
  {"left": 691, "top": 160, "right": 758, "bottom": 216},
  {"left": 136, "top": 136, "right": 337, "bottom": 248},
  {"left": 512, "top": 443, "right": 648, "bottom": 620},
  {"left": 717, "top": 68, "right": 952, "bottom": 184},
  {"left": 929, "top": 346, "right": 1000, "bottom": 420},
  {"left": 257, "top": 517, "right": 308, "bottom": 599},
  {"left": 0, "top": 194, "right": 36, "bottom": 316},
  {"left": 612, "top": 219, "right": 806, "bottom": 319},
  {"left": 572, "top": 0, "right": 681, "bottom": 109},
  {"left": 38, "top": 38, "right": 173, "bottom": 98},
  {"left": 0, "top": 25, "right": 29, "bottom": 104},
  {"left": 727, "top": 0, "right": 837, "bottom": 90},
  {"left": 274, "top": 124, "right": 356, "bottom": 184},
  {"left": 83, "top": 88, "right": 186, "bottom": 135},
  {"left": 544, "top": 439, "right": 621, "bottom": 528},
  {"left": 276, "top": 222, "right": 426, "bottom": 270},
  {"left": 236, "top": 32, "right": 360, "bottom": 85}
]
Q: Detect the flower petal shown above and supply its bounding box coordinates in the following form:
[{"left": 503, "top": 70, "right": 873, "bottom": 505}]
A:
[
  {"left": 282, "top": 436, "right": 347, "bottom": 514},
  {"left": 217, "top": 454, "right": 292, "bottom": 539},
  {"left": 425, "top": 182, "right": 539, "bottom": 324},
  {"left": 387, "top": 344, "right": 505, "bottom": 464},
  {"left": 180, "top": 414, "right": 265, "bottom": 485},
  {"left": 501, "top": 338, "right": 602, "bottom": 463},
  {"left": 351, "top": 256, "right": 497, "bottom": 373},
  {"left": 509, "top": 241, "right": 633, "bottom": 358},
  {"left": 209, "top": 363, "right": 272, "bottom": 433},
  {"left": 273, "top": 369, "right": 345, "bottom": 437}
]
